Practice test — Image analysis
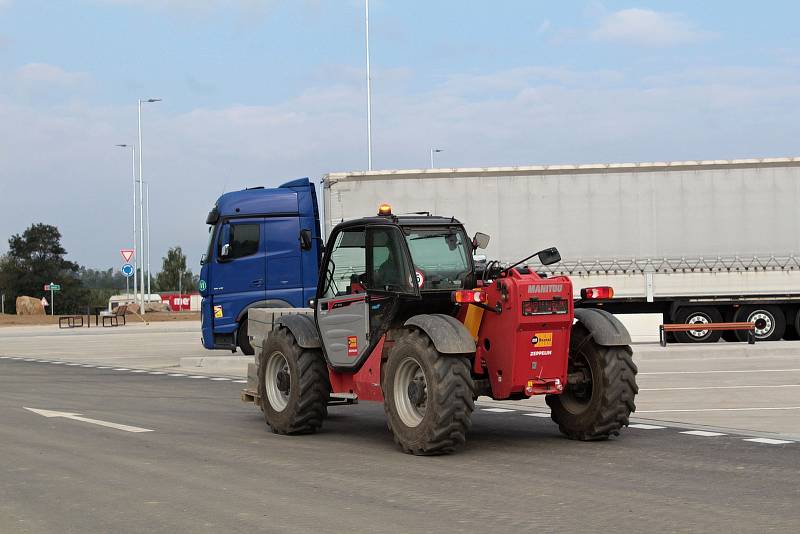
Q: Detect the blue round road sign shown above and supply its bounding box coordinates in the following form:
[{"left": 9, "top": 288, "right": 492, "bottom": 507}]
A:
[{"left": 121, "top": 263, "right": 134, "bottom": 277}]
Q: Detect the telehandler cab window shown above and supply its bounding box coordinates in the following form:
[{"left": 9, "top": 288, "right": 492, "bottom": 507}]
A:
[
  {"left": 404, "top": 227, "right": 470, "bottom": 290},
  {"left": 323, "top": 228, "right": 366, "bottom": 298},
  {"left": 368, "top": 227, "right": 415, "bottom": 294}
]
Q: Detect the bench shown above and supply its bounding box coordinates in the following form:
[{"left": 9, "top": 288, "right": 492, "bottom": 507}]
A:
[
  {"left": 100, "top": 304, "right": 128, "bottom": 327},
  {"left": 660, "top": 322, "right": 755, "bottom": 347},
  {"left": 58, "top": 315, "right": 84, "bottom": 329}
]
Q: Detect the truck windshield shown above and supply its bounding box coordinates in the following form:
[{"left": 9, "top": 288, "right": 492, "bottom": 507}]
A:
[{"left": 404, "top": 228, "right": 470, "bottom": 290}]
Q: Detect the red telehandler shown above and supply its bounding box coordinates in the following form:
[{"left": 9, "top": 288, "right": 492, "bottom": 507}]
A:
[{"left": 244, "top": 205, "right": 638, "bottom": 454}]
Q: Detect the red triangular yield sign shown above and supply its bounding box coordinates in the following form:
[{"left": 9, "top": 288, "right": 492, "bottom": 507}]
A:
[{"left": 120, "top": 249, "right": 135, "bottom": 262}]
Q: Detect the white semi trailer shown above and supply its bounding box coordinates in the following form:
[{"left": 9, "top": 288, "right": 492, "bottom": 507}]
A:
[{"left": 323, "top": 157, "right": 800, "bottom": 342}]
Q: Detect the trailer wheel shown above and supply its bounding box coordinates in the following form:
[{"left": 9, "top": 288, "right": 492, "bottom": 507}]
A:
[
  {"left": 383, "top": 329, "right": 474, "bottom": 455},
  {"left": 674, "top": 307, "right": 723, "bottom": 343},
  {"left": 734, "top": 305, "right": 785, "bottom": 342},
  {"left": 258, "top": 326, "right": 330, "bottom": 435},
  {"left": 238, "top": 321, "right": 255, "bottom": 356},
  {"left": 546, "top": 324, "right": 638, "bottom": 441},
  {"left": 783, "top": 308, "right": 800, "bottom": 340}
]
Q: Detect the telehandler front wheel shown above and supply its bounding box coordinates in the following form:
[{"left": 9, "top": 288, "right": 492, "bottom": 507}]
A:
[
  {"left": 258, "top": 326, "right": 330, "bottom": 435},
  {"left": 383, "top": 329, "right": 475, "bottom": 455},
  {"left": 546, "top": 324, "right": 638, "bottom": 441}
]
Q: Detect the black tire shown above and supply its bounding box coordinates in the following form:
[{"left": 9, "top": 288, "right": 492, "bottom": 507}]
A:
[
  {"left": 238, "top": 320, "right": 255, "bottom": 356},
  {"left": 734, "top": 305, "right": 786, "bottom": 342},
  {"left": 258, "top": 327, "right": 330, "bottom": 435},
  {"left": 673, "top": 307, "right": 723, "bottom": 343},
  {"left": 383, "top": 329, "right": 474, "bottom": 455},
  {"left": 546, "top": 324, "right": 638, "bottom": 441},
  {"left": 783, "top": 308, "right": 800, "bottom": 340}
]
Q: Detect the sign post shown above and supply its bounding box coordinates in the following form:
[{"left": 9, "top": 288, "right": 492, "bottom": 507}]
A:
[
  {"left": 44, "top": 283, "right": 61, "bottom": 315},
  {"left": 121, "top": 263, "right": 134, "bottom": 299}
]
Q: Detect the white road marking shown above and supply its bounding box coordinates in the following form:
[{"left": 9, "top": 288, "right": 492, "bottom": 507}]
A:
[
  {"left": 96, "top": 366, "right": 111, "bottom": 369},
  {"left": 233, "top": 380, "right": 247, "bottom": 384},
  {"left": 680, "top": 430, "right": 727, "bottom": 437},
  {"left": 210, "top": 377, "right": 231, "bottom": 381},
  {"left": 168, "top": 373, "right": 187, "bottom": 377},
  {"left": 24, "top": 407, "right": 153, "bottom": 433},
  {"left": 24, "top": 358, "right": 37, "bottom": 362},
  {"left": 0, "top": 356, "right": 8, "bottom": 359},
  {"left": 130, "top": 370, "right": 147, "bottom": 373},
  {"left": 640, "top": 369, "right": 800, "bottom": 375},
  {"left": 522, "top": 412, "right": 550, "bottom": 418},
  {"left": 52, "top": 362, "right": 65, "bottom": 365},
  {"left": 641, "top": 384, "right": 800, "bottom": 391},
  {"left": 112, "top": 368, "right": 131, "bottom": 371},
  {"left": 188, "top": 375, "right": 207, "bottom": 379},
  {"left": 148, "top": 372, "right": 166, "bottom": 375},
  {"left": 743, "top": 438, "right": 795, "bottom": 445},
  {"left": 81, "top": 365, "right": 96, "bottom": 368},
  {"left": 639, "top": 406, "right": 800, "bottom": 413},
  {"left": 66, "top": 363, "right": 81, "bottom": 366},
  {"left": 482, "top": 408, "right": 516, "bottom": 413},
  {"left": 628, "top": 423, "right": 667, "bottom": 430}
]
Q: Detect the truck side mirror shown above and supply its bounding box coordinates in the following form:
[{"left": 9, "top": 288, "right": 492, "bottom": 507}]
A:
[
  {"left": 472, "top": 232, "right": 490, "bottom": 250},
  {"left": 299, "top": 229, "right": 312, "bottom": 251},
  {"left": 220, "top": 243, "right": 231, "bottom": 258},
  {"left": 537, "top": 247, "right": 561, "bottom": 266}
]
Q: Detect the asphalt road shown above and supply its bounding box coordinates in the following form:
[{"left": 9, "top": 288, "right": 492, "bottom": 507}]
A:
[{"left": 1, "top": 358, "right": 798, "bottom": 533}]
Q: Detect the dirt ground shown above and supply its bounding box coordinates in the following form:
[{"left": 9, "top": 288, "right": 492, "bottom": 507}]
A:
[{"left": 0, "top": 311, "right": 200, "bottom": 327}]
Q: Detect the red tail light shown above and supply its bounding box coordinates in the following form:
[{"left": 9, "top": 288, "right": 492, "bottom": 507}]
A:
[
  {"left": 452, "top": 289, "right": 487, "bottom": 304},
  {"left": 581, "top": 286, "right": 615, "bottom": 300}
]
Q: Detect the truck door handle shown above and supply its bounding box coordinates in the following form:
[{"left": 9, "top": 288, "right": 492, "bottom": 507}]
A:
[{"left": 250, "top": 279, "right": 264, "bottom": 287}]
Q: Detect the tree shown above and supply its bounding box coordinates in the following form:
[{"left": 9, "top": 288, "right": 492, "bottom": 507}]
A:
[
  {"left": 155, "top": 246, "right": 196, "bottom": 293},
  {"left": 0, "top": 223, "right": 88, "bottom": 313}
]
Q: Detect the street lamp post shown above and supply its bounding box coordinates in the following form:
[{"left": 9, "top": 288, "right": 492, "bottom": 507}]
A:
[
  {"left": 115, "top": 144, "right": 137, "bottom": 303},
  {"left": 145, "top": 182, "right": 152, "bottom": 301},
  {"left": 138, "top": 97, "right": 161, "bottom": 314},
  {"left": 430, "top": 148, "right": 443, "bottom": 168},
  {"left": 365, "top": 0, "right": 373, "bottom": 170}
]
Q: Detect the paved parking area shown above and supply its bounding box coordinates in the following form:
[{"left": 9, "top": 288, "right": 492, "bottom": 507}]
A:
[{"left": 2, "top": 323, "right": 799, "bottom": 438}]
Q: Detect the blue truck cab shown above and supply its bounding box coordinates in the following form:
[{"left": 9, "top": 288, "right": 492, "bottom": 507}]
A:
[{"left": 199, "top": 178, "right": 321, "bottom": 355}]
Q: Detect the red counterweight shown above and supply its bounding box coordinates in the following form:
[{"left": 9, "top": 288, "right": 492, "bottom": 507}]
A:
[{"left": 474, "top": 269, "right": 574, "bottom": 399}]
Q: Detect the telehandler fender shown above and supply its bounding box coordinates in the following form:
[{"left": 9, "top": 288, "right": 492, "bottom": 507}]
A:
[
  {"left": 573, "top": 308, "right": 631, "bottom": 346},
  {"left": 404, "top": 314, "right": 476, "bottom": 354},
  {"left": 274, "top": 314, "right": 321, "bottom": 349}
]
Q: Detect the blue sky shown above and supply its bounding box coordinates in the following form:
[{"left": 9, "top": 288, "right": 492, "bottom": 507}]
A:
[{"left": 1, "top": 1, "right": 799, "bottom": 271}]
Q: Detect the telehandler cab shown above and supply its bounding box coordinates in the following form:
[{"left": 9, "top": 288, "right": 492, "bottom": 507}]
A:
[{"left": 245, "top": 205, "right": 638, "bottom": 455}]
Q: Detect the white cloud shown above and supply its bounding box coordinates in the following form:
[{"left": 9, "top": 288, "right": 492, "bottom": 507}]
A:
[
  {"left": 592, "top": 8, "right": 712, "bottom": 47},
  {"left": 15, "top": 63, "right": 87, "bottom": 86}
]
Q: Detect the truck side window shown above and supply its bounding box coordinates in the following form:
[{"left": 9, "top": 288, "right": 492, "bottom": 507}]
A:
[
  {"left": 323, "top": 228, "right": 366, "bottom": 298},
  {"left": 220, "top": 223, "right": 260, "bottom": 260}
]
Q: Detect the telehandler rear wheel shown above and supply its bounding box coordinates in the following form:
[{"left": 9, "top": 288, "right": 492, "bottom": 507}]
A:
[
  {"left": 383, "top": 329, "right": 475, "bottom": 455},
  {"left": 258, "top": 326, "right": 330, "bottom": 435},
  {"left": 546, "top": 324, "right": 638, "bottom": 441}
]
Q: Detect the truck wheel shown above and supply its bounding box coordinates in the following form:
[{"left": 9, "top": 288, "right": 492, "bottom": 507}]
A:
[
  {"left": 734, "top": 305, "right": 785, "bottom": 342},
  {"left": 383, "top": 329, "right": 474, "bottom": 455},
  {"left": 258, "top": 327, "right": 330, "bottom": 435},
  {"left": 238, "top": 321, "right": 255, "bottom": 356},
  {"left": 546, "top": 324, "right": 638, "bottom": 441},
  {"left": 674, "top": 307, "right": 722, "bottom": 343}
]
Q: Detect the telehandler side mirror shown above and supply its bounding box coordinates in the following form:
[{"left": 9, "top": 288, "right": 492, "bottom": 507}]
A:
[
  {"left": 537, "top": 247, "right": 561, "bottom": 266},
  {"left": 472, "top": 232, "right": 490, "bottom": 250}
]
